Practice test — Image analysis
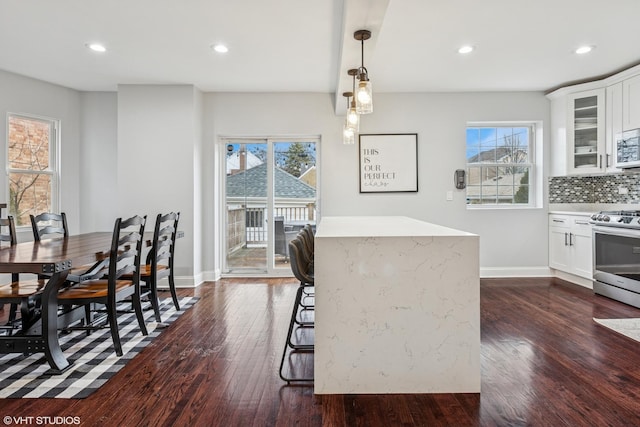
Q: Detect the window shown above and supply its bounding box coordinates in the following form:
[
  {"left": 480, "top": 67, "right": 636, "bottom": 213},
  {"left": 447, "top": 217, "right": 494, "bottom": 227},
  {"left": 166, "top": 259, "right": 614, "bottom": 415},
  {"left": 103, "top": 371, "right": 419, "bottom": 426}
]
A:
[
  {"left": 466, "top": 124, "right": 534, "bottom": 206},
  {"left": 6, "top": 114, "right": 59, "bottom": 226}
]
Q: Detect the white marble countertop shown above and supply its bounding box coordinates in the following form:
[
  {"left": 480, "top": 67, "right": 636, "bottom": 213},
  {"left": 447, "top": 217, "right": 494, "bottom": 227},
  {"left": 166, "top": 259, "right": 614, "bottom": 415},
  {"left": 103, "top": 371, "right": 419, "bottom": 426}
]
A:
[
  {"left": 315, "top": 216, "right": 477, "bottom": 238},
  {"left": 548, "top": 211, "right": 594, "bottom": 216}
]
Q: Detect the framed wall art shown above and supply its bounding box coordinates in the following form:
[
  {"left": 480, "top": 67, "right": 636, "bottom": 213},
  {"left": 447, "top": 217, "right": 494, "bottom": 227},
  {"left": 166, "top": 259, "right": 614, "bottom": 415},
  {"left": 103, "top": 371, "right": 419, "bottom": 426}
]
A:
[{"left": 359, "top": 133, "right": 418, "bottom": 193}]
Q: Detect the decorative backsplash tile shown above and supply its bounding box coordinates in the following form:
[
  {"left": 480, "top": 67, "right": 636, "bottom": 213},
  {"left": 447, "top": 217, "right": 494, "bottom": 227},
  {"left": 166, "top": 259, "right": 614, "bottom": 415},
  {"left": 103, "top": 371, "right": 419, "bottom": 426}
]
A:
[{"left": 549, "top": 173, "right": 640, "bottom": 204}]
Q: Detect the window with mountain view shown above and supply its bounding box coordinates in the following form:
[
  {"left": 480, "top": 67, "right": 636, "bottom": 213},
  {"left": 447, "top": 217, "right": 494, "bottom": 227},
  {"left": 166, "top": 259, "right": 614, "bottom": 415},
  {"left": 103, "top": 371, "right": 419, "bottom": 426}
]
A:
[{"left": 466, "top": 125, "right": 533, "bottom": 206}]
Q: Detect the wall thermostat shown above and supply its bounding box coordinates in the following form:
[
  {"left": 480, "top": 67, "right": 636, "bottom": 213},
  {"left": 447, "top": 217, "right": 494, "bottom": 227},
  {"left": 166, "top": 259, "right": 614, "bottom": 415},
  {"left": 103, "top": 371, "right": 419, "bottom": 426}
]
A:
[{"left": 454, "top": 169, "right": 466, "bottom": 189}]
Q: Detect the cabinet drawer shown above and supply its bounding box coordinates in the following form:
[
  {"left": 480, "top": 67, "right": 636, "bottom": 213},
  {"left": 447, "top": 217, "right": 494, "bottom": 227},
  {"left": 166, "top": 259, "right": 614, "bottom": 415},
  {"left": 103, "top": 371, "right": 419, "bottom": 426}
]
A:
[{"left": 572, "top": 217, "right": 592, "bottom": 235}]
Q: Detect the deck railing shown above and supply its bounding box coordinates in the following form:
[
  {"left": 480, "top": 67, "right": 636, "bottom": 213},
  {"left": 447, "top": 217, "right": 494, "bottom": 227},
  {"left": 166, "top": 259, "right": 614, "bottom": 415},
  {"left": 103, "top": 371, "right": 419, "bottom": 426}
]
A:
[{"left": 228, "top": 205, "right": 315, "bottom": 246}]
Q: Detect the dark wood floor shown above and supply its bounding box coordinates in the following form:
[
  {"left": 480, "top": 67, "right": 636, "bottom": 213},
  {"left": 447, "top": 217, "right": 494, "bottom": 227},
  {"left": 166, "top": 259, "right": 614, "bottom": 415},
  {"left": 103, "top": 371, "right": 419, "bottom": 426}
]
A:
[{"left": 3, "top": 277, "right": 640, "bottom": 426}]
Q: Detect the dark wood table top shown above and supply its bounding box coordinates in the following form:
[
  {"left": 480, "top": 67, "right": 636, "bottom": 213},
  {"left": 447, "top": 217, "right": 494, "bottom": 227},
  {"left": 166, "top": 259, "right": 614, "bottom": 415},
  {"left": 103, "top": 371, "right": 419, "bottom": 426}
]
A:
[{"left": 0, "top": 232, "right": 113, "bottom": 275}]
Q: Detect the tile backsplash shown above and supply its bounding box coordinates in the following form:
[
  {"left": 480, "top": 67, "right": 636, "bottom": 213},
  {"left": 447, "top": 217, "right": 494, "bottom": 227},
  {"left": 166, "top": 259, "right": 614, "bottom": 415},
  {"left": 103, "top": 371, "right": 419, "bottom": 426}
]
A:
[{"left": 549, "top": 173, "right": 640, "bottom": 204}]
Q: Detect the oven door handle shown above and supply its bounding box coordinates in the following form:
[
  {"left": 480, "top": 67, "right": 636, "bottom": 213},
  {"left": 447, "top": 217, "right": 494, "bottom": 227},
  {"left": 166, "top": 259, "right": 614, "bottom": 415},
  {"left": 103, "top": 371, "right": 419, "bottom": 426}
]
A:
[{"left": 593, "top": 225, "right": 640, "bottom": 238}]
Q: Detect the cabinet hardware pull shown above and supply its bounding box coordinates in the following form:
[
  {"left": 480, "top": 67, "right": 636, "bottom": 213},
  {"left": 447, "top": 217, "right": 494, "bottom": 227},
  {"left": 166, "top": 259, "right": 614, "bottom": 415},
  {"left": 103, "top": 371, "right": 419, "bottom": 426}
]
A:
[
  {"left": 565, "top": 232, "right": 568, "bottom": 246},
  {"left": 607, "top": 153, "right": 611, "bottom": 168},
  {"left": 599, "top": 155, "right": 603, "bottom": 169},
  {"left": 575, "top": 221, "right": 589, "bottom": 225},
  {"left": 569, "top": 232, "right": 573, "bottom": 246},
  {"left": 553, "top": 219, "right": 565, "bottom": 223}
]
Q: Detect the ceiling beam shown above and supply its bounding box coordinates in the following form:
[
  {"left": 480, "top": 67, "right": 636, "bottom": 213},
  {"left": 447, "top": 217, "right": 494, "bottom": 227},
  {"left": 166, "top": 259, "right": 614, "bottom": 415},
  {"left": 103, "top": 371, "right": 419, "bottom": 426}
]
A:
[{"left": 334, "top": 0, "right": 390, "bottom": 116}]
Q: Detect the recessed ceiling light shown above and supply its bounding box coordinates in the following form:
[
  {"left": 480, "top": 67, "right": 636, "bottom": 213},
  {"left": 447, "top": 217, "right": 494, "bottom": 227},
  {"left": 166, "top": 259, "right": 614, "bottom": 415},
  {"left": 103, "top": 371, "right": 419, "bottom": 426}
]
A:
[
  {"left": 575, "top": 45, "right": 593, "bottom": 55},
  {"left": 86, "top": 43, "right": 107, "bottom": 53},
  {"left": 458, "top": 45, "right": 474, "bottom": 54},
  {"left": 212, "top": 43, "right": 229, "bottom": 53}
]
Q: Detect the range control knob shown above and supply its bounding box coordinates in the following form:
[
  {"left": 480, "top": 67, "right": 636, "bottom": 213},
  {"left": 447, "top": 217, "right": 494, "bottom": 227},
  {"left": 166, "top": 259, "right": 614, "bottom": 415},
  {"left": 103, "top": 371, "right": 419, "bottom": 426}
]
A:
[
  {"left": 591, "top": 214, "right": 598, "bottom": 221},
  {"left": 603, "top": 215, "right": 610, "bottom": 222}
]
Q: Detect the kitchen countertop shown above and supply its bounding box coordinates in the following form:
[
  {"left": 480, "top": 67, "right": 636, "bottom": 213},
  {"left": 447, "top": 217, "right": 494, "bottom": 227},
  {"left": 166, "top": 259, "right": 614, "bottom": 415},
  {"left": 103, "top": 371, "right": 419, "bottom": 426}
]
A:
[
  {"left": 549, "top": 203, "right": 640, "bottom": 213},
  {"left": 549, "top": 211, "right": 593, "bottom": 216},
  {"left": 315, "top": 215, "right": 476, "bottom": 238}
]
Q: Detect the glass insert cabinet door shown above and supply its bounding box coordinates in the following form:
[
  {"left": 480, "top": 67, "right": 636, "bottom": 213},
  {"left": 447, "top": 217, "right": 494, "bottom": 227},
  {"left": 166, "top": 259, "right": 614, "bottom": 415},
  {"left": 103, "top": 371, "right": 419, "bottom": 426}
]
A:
[
  {"left": 223, "top": 138, "right": 317, "bottom": 275},
  {"left": 568, "top": 89, "right": 605, "bottom": 173}
]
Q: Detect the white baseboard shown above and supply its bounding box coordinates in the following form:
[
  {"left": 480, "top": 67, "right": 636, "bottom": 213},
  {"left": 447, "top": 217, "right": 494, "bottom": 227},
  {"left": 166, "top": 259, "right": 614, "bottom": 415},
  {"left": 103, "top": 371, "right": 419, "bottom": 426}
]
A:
[
  {"left": 550, "top": 269, "right": 593, "bottom": 289},
  {"left": 480, "top": 266, "right": 552, "bottom": 278},
  {"left": 158, "top": 267, "right": 593, "bottom": 290}
]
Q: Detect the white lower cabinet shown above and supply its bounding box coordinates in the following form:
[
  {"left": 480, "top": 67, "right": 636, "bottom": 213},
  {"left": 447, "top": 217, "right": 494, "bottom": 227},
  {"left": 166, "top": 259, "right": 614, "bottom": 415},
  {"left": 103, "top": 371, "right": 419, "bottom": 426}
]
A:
[{"left": 549, "top": 213, "right": 593, "bottom": 279}]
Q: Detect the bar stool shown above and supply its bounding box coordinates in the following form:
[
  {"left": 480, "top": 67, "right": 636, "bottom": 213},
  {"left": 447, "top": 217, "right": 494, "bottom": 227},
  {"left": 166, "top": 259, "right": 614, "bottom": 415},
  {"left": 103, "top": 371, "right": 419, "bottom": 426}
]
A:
[{"left": 279, "top": 238, "right": 314, "bottom": 383}]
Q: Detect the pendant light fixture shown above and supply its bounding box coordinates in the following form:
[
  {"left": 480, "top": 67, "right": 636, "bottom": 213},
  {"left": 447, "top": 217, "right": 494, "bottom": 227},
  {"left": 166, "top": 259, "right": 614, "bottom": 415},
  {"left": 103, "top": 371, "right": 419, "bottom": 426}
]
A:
[
  {"left": 354, "top": 29, "right": 373, "bottom": 114},
  {"left": 342, "top": 92, "right": 356, "bottom": 145},
  {"left": 347, "top": 68, "right": 360, "bottom": 131}
]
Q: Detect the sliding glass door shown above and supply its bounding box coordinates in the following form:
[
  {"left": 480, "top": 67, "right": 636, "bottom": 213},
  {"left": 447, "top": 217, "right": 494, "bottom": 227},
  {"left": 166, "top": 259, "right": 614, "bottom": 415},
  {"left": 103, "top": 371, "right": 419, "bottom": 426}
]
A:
[{"left": 223, "top": 137, "right": 317, "bottom": 276}]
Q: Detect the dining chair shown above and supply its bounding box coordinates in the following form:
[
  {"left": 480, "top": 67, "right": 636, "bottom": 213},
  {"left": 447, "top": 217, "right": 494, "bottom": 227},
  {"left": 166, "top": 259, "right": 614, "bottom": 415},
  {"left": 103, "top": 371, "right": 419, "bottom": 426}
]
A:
[
  {"left": 30, "top": 211, "right": 97, "bottom": 282},
  {"left": 30, "top": 212, "right": 69, "bottom": 241},
  {"left": 57, "top": 215, "right": 148, "bottom": 356},
  {"left": 124, "top": 212, "right": 181, "bottom": 323},
  {"left": 0, "top": 216, "right": 47, "bottom": 335}
]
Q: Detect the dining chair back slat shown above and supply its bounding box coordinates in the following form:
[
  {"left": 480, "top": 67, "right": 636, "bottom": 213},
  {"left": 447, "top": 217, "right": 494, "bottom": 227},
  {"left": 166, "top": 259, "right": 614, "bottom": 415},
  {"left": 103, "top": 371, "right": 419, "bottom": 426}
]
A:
[
  {"left": 30, "top": 212, "right": 68, "bottom": 241},
  {"left": 0, "top": 217, "right": 17, "bottom": 245}
]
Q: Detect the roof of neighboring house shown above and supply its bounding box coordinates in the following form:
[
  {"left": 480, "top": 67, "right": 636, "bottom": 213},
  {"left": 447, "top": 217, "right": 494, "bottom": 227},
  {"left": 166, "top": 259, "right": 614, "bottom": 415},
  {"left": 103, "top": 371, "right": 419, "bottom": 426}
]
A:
[
  {"left": 299, "top": 165, "right": 316, "bottom": 188},
  {"left": 226, "top": 151, "right": 263, "bottom": 175},
  {"left": 226, "top": 163, "right": 316, "bottom": 199}
]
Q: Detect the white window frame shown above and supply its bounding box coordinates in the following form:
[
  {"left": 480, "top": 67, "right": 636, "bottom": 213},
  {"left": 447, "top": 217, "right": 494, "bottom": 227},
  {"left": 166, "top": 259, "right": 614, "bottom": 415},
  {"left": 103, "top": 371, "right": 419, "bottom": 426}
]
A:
[
  {"left": 6, "top": 112, "right": 61, "bottom": 226},
  {"left": 466, "top": 121, "right": 542, "bottom": 209}
]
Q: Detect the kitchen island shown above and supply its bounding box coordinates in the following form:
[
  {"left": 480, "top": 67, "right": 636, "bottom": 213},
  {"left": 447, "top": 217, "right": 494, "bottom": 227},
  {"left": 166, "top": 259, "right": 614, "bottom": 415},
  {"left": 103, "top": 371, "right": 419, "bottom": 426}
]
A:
[{"left": 314, "top": 216, "right": 480, "bottom": 394}]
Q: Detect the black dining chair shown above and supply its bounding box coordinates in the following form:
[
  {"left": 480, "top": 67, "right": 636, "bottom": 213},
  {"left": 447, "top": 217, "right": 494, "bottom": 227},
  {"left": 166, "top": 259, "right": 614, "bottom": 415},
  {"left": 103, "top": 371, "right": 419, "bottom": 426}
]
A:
[
  {"left": 128, "top": 212, "right": 181, "bottom": 322},
  {"left": 0, "top": 216, "right": 47, "bottom": 335},
  {"left": 30, "top": 212, "right": 69, "bottom": 241},
  {"left": 30, "top": 212, "right": 97, "bottom": 282},
  {"left": 57, "top": 215, "right": 148, "bottom": 356}
]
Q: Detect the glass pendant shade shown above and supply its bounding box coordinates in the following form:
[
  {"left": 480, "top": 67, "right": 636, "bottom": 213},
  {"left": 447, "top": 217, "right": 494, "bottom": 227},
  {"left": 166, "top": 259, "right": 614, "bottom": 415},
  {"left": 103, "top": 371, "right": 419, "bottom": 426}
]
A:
[
  {"left": 343, "top": 120, "right": 355, "bottom": 145},
  {"left": 347, "top": 104, "right": 359, "bottom": 132},
  {"left": 356, "top": 79, "right": 373, "bottom": 114}
]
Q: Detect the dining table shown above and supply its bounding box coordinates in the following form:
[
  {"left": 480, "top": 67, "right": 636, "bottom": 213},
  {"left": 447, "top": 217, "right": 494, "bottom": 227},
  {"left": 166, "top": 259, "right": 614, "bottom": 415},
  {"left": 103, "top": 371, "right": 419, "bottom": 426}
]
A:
[{"left": 0, "top": 232, "right": 145, "bottom": 373}]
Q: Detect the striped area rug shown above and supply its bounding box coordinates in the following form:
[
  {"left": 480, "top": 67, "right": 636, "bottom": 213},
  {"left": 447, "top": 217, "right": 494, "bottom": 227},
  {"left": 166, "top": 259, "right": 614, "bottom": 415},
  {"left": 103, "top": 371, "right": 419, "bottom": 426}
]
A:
[{"left": 0, "top": 297, "right": 197, "bottom": 398}]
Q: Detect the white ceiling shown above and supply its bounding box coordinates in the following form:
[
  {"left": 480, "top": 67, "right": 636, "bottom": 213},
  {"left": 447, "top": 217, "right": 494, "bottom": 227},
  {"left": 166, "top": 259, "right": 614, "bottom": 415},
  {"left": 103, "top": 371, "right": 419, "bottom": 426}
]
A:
[{"left": 1, "top": 0, "right": 640, "bottom": 100}]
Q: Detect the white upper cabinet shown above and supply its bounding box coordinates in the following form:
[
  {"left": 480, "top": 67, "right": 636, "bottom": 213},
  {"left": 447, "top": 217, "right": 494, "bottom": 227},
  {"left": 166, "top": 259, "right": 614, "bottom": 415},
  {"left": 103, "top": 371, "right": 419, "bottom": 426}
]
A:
[
  {"left": 548, "top": 64, "right": 640, "bottom": 177},
  {"left": 566, "top": 89, "right": 605, "bottom": 175},
  {"left": 623, "top": 74, "right": 640, "bottom": 131}
]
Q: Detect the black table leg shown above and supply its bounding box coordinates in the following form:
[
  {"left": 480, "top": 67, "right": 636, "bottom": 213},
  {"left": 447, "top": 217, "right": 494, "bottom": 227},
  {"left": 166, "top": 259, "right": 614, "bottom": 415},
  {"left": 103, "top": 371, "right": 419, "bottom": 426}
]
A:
[{"left": 42, "top": 270, "right": 70, "bottom": 373}]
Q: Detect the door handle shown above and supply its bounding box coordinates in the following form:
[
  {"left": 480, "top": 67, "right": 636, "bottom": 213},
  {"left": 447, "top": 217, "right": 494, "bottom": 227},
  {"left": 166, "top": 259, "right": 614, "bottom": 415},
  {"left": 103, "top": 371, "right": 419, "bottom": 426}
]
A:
[
  {"left": 569, "top": 232, "right": 574, "bottom": 246},
  {"left": 606, "top": 153, "right": 611, "bottom": 168}
]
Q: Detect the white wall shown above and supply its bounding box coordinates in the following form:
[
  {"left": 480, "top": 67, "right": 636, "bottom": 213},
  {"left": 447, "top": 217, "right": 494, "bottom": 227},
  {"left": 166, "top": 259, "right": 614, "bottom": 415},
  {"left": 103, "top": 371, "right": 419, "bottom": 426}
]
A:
[
  {"left": 117, "top": 85, "right": 202, "bottom": 282},
  {"left": 205, "top": 91, "right": 550, "bottom": 276},
  {"left": 0, "top": 69, "right": 81, "bottom": 237},
  {"left": 79, "top": 92, "right": 118, "bottom": 232}
]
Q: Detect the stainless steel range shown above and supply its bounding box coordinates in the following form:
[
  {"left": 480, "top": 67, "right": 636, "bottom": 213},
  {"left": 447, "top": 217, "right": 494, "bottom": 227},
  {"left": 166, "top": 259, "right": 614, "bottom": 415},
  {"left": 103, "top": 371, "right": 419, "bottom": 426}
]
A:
[{"left": 591, "top": 210, "right": 640, "bottom": 308}]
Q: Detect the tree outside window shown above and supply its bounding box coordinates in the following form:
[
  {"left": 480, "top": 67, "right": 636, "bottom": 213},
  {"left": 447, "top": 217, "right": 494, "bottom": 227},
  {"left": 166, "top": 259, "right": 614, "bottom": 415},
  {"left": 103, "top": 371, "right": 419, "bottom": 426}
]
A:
[
  {"left": 7, "top": 114, "right": 58, "bottom": 225},
  {"left": 466, "top": 125, "right": 533, "bottom": 206}
]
